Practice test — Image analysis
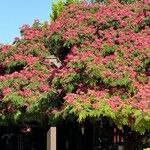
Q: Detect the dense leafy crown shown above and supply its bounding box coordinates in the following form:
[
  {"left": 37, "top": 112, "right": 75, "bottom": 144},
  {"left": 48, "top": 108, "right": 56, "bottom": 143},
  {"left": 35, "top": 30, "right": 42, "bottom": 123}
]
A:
[
  {"left": 0, "top": 21, "right": 52, "bottom": 125},
  {"left": 0, "top": 0, "right": 150, "bottom": 133}
]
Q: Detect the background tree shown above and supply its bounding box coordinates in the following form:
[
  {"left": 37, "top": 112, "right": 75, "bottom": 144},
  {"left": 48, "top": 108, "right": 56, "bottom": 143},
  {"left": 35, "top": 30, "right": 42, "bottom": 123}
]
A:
[{"left": 50, "top": 0, "right": 81, "bottom": 21}]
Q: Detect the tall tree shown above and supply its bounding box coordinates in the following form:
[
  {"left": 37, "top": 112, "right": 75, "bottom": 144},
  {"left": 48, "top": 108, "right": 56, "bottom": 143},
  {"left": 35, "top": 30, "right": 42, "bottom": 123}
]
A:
[{"left": 0, "top": 0, "right": 149, "bottom": 148}]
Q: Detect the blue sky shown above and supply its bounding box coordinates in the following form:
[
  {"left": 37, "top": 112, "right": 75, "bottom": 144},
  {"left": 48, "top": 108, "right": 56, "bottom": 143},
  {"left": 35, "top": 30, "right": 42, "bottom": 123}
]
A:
[{"left": 0, "top": 0, "right": 52, "bottom": 44}]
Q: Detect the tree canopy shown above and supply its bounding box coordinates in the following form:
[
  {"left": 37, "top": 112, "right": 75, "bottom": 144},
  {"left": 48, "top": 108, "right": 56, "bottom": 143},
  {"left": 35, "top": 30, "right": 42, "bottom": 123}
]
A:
[{"left": 0, "top": 0, "right": 150, "bottom": 134}]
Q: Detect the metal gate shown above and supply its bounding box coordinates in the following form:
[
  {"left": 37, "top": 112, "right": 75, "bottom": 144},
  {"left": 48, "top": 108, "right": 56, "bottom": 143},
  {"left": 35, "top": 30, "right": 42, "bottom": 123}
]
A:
[
  {"left": 0, "top": 126, "right": 47, "bottom": 150},
  {"left": 93, "top": 118, "right": 143, "bottom": 150},
  {"left": 57, "top": 119, "right": 143, "bottom": 150}
]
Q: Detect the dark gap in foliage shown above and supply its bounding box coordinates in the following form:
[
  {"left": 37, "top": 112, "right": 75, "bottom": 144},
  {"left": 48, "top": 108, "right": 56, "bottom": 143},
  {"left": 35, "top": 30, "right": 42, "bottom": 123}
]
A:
[
  {"left": 48, "top": 34, "right": 73, "bottom": 61},
  {"left": 5, "top": 61, "right": 27, "bottom": 74},
  {"left": 0, "top": 102, "right": 15, "bottom": 115},
  {"left": 0, "top": 89, "right": 4, "bottom": 101},
  {"left": 108, "top": 86, "right": 128, "bottom": 95},
  {"left": 20, "top": 103, "right": 29, "bottom": 112},
  {"left": 95, "top": 29, "right": 106, "bottom": 40},
  {"left": 59, "top": 47, "right": 71, "bottom": 61},
  {"left": 146, "top": 62, "right": 150, "bottom": 76},
  {"left": 0, "top": 63, "right": 6, "bottom": 75}
]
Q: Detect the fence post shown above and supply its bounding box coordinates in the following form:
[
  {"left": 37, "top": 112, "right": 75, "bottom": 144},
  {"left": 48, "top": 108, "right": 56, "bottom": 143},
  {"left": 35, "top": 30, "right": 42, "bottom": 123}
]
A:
[
  {"left": 47, "top": 127, "right": 57, "bottom": 150},
  {"left": 118, "top": 145, "right": 124, "bottom": 150}
]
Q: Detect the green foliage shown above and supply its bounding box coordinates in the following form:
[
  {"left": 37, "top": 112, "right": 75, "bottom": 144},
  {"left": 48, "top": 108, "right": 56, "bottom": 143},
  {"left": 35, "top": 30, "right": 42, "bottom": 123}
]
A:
[
  {"left": 88, "top": 0, "right": 108, "bottom": 3},
  {"left": 101, "top": 44, "right": 116, "bottom": 57},
  {"left": 50, "top": 0, "right": 80, "bottom": 21},
  {"left": 3, "top": 92, "right": 25, "bottom": 107},
  {"left": 135, "top": 16, "right": 150, "bottom": 33},
  {"left": 13, "top": 111, "right": 22, "bottom": 123},
  {"left": 119, "top": 0, "right": 142, "bottom": 4},
  {"left": 6, "top": 59, "right": 27, "bottom": 74},
  {"left": 49, "top": 32, "right": 63, "bottom": 56}
]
